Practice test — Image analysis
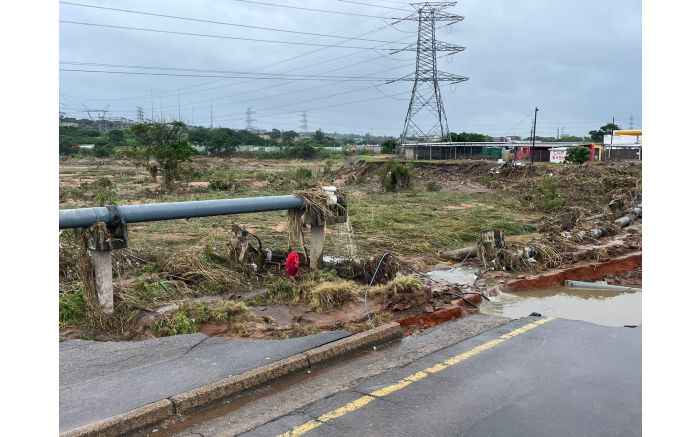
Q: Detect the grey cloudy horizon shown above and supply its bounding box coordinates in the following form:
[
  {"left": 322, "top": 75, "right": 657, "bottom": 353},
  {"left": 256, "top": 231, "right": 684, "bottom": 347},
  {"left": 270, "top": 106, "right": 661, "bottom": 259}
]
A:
[{"left": 59, "top": 0, "right": 642, "bottom": 138}]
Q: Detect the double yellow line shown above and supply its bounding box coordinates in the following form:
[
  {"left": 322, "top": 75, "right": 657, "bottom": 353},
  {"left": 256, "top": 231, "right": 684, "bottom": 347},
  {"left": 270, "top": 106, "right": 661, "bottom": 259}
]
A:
[{"left": 278, "top": 317, "right": 555, "bottom": 437}]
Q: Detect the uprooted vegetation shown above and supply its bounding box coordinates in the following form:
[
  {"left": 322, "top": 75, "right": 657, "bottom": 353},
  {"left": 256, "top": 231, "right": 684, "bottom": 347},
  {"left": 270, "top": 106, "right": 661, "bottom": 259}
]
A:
[{"left": 59, "top": 156, "right": 642, "bottom": 341}]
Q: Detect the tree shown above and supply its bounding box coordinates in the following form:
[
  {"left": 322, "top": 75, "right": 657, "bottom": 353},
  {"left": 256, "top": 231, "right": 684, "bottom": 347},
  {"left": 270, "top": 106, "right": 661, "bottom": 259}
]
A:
[
  {"left": 205, "top": 128, "right": 238, "bottom": 156},
  {"left": 281, "top": 130, "right": 299, "bottom": 143},
  {"left": 107, "top": 129, "right": 125, "bottom": 145},
  {"left": 188, "top": 127, "right": 209, "bottom": 145},
  {"left": 450, "top": 132, "right": 489, "bottom": 142},
  {"left": 565, "top": 146, "right": 591, "bottom": 164},
  {"left": 381, "top": 139, "right": 399, "bottom": 154},
  {"left": 313, "top": 129, "right": 326, "bottom": 143},
  {"left": 269, "top": 128, "right": 282, "bottom": 141},
  {"left": 130, "top": 121, "right": 196, "bottom": 188},
  {"left": 588, "top": 123, "right": 620, "bottom": 143}
]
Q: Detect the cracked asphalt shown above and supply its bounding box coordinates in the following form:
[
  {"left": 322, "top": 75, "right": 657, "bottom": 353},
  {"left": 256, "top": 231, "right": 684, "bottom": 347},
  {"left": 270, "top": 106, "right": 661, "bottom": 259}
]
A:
[
  {"left": 59, "top": 330, "right": 349, "bottom": 433},
  {"left": 201, "top": 318, "right": 640, "bottom": 437}
]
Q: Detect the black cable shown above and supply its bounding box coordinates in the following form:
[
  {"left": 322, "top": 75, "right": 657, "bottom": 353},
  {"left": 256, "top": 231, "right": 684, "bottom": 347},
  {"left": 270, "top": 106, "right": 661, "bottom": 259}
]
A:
[
  {"left": 60, "top": 21, "right": 405, "bottom": 50},
  {"left": 59, "top": 68, "right": 393, "bottom": 81},
  {"left": 60, "top": 1, "right": 401, "bottom": 42},
  {"left": 231, "top": 0, "right": 403, "bottom": 19}
]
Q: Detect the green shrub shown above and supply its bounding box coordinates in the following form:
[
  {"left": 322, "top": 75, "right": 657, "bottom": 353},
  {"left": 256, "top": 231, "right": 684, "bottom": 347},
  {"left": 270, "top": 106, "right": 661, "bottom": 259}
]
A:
[
  {"left": 426, "top": 181, "right": 442, "bottom": 192},
  {"left": 535, "top": 175, "right": 566, "bottom": 211},
  {"left": 380, "top": 139, "right": 398, "bottom": 154},
  {"left": 323, "top": 159, "right": 334, "bottom": 176},
  {"left": 209, "top": 170, "right": 236, "bottom": 190},
  {"left": 380, "top": 161, "right": 413, "bottom": 192},
  {"left": 294, "top": 167, "right": 313, "bottom": 180},
  {"left": 90, "top": 177, "right": 118, "bottom": 206},
  {"left": 565, "top": 146, "right": 590, "bottom": 164}
]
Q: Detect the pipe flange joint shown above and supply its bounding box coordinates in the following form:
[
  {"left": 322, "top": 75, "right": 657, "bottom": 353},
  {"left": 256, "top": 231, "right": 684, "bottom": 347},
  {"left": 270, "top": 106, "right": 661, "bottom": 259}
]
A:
[{"left": 105, "top": 205, "right": 123, "bottom": 227}]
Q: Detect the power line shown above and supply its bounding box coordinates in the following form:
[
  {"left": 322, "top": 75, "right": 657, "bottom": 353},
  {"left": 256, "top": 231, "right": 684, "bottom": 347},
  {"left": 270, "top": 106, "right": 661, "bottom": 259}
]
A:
[
  {"left": 66, "top": 6, "right": 417, "bottom": 104},
  {"left": 59, "top": 68, "right": 396, "bottom": 81},
  {"left": 59, "top": 61, "right": 399, "bottom": 80},
  {"left": 335, "top": 0, "right": 407, "bottom": 11},
  {"left": 60, "top": 21, "right": 407, "bottom": 50},
  {"left": 230, "top": 0, "right": 402, "bottom": 19},
  {"left": 59, "top": 1, "right": 402, "bottom": 43}
]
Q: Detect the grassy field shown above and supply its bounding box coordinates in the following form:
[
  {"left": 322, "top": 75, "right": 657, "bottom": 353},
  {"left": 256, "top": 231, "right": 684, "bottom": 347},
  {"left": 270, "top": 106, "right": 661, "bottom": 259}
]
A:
[{"left": 58, "top": 155, "right": 640, "bottom": 340}]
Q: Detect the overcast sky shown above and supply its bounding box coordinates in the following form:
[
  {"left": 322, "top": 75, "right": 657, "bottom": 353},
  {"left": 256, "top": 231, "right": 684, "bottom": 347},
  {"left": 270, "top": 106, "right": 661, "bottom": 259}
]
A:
[{"left": 59, "top": 0, "right": 641, "bottom": 138}]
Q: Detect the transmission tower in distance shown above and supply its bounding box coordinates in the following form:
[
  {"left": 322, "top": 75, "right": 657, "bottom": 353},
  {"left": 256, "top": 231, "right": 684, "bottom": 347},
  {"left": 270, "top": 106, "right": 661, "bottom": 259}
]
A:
[
  {"left": 83, "top": 104, "right": 110, "bottom": 132},
  {"left": 390, "top": 2, "right": 468, "bottom": 144},
  {"left": 300, "top": 111, "right": 309, "bottom": 136},
  {"left": 628, "top": 114, "right": 635, "bottom": 130},
  {"left": 245, "top": 107, "right": 257, "bottom": 132},
  {"left": 136, "top": 106, "right": 144, "bottom": 123}
]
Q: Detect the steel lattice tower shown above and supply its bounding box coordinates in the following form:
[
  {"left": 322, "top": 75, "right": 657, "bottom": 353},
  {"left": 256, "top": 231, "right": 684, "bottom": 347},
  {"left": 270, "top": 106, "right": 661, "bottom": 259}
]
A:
[
  {"left": 392, "top": 2, "right": 468, "bottom": 144},
  {"left": 245, "top": 107, "right": 257, "bottom": 132}
]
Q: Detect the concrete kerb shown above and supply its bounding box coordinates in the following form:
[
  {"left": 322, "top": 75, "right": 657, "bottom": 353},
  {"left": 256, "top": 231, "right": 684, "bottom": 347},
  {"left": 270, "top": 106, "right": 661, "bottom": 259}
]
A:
[
  {"left": 59, "top": 399, "right": 174, "bottom": 437},
  {"left": 60, "top": 322, "right": 403, "bottom": 437}
]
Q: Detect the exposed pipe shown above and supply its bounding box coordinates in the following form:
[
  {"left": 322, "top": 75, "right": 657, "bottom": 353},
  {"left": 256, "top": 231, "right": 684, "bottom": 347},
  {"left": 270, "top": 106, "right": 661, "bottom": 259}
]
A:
[
  {"left": 59, "top": 195, "right": 305, "bottom": 229},
  {"left": 565, "top": 280, "right": 641, "bottom": 293}
]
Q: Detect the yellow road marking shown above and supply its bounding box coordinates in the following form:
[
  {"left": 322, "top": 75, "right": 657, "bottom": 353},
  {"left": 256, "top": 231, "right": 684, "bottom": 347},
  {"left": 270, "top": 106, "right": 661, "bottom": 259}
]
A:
[{"left": 277, "top": 317, "right": 555, "bottom": 437}]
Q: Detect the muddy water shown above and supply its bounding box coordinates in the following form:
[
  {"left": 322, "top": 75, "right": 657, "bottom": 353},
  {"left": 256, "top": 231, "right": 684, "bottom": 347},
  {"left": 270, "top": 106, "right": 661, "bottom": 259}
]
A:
[
  {"left": 426, "top": 267, "right": 479, "bottom": 286},
  {"left": 479, "top": 286, "right": 641, "bottom": 327}
]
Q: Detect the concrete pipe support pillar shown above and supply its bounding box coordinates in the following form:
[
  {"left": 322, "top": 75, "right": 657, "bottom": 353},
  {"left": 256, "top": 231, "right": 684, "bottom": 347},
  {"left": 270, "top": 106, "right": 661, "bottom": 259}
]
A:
[
  {"left": 88, "top": 250, "right": 114, "bottom": 314},
  {"left": 84, "top": 221, "right": 128, "bottom": 314},
  {"left": 309, "top": 224, "right": 325, "bottom": 270}
]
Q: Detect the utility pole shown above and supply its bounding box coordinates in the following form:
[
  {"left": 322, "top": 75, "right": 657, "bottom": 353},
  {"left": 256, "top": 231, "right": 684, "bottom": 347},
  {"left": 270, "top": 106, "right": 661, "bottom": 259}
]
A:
[
  {"left": 177, "top": 87, "right": 181, "bottom": 121},
  {"left": 392, "top": 2, "right": 467, "bottom": 144},
  {"left": 530, "top": 107, "right": 539, "bottom": 164},
  {"left": 150, "top": 89, "right": 154, "bottom": 122},
  {"left": 628, "top": 114, "right": 635, "bottom": 130}
]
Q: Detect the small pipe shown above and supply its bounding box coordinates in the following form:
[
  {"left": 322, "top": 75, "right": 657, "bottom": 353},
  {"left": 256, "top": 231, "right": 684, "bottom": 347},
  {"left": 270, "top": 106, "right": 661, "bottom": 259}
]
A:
[
  {"left": 59, "top": 195, "right": 305, "bottom": 229},
  {"left": 565, "top": 280, "right": 641, "bottom": 293}
]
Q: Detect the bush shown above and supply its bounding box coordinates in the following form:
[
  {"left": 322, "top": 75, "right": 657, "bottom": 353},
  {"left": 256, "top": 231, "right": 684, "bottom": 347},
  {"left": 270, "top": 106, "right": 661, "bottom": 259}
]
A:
[
  {"left": 380, "top": 161, "right": 413, "bottom": 192},
  {"left": 294, "top": 167, "right": 314, "bottom": 180},
  {"left": 380, "top": 139, "right": 399, "bottom": 154},
  {"left": 90, "top": 177, "right": 118, "bottom": 205},
  {"left": 535, "top": 175, "right": 566, "bottom": 211},
  {"left": 565, "top": 146, "right": 590, "bottom": 164},
  {"left": 426, "top": 181, "right": 442, "bottom": 192},
  {"left": 209, "top": 170, "right": 236, "bottom": 191}
]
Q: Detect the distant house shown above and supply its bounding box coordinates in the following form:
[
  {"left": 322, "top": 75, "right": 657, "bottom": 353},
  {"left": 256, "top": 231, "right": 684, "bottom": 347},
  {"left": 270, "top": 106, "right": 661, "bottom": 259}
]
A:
[
  {"left": 258, "top": 133, "right": 271, "bottom": 140},
  {"left": 59, "top": 122, "right": 79, "bottom": 127},
  {"left": 78, "top": 144, "right": 95, "bottom": 149}
]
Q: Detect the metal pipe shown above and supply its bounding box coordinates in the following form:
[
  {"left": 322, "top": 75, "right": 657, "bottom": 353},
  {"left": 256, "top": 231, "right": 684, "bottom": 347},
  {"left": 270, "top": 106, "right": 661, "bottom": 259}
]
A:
[
  {"left": 59, "top": 195, "right": 305, "bottom": 229},
  {"left": 564, "top": 280, "right": 641, "bottom": 293}
]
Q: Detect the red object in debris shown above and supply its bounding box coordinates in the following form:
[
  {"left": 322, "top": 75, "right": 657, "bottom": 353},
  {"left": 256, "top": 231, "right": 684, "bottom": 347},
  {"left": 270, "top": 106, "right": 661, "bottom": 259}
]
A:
[{"left": 285, "top": 251, "right": 300, "bottom": 278}]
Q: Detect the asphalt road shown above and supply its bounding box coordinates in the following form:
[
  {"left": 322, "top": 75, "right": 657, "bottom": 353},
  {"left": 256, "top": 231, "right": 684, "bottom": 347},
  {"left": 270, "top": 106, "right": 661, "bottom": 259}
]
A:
[
  {"left": 59, "top": 330, "right": 350, "bottom": 433},
  {"left": 240, "top": 317, "right": 641, "bottom": 437}
]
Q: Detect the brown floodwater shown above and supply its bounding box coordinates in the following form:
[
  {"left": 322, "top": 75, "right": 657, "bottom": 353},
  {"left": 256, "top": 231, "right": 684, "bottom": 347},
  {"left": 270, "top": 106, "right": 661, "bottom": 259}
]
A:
[{"left": 479, "top": 286, "right": 642, "bottom": 327}]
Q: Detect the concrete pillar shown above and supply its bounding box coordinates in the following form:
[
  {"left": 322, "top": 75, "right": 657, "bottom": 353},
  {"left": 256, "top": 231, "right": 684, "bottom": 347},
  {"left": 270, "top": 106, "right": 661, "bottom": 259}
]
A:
[
  {"left": 309, "top": 224, "right": 325, "bottom": 270},
  {"left": 88, "top": 249, "right": 114, "bottom": 314}
]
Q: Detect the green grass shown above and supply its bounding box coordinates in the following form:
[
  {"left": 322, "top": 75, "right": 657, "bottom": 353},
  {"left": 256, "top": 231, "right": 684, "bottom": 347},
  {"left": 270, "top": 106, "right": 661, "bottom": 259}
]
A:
[
  {"left": 59, "top": 288, "right": 87, "bottom": 326},
  {"left": 348, "top": 190, "right": 536, "bottom": 257}
]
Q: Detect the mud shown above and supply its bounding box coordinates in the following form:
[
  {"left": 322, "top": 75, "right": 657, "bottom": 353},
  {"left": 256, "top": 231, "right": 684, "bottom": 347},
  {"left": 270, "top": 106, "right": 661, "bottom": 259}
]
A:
[{"left": 506, "top": 252, "right": 642, "bottom": 291}]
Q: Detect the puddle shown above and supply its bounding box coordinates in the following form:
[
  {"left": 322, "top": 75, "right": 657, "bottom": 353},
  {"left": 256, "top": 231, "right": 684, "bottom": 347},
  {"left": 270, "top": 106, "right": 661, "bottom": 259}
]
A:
[
  {"left": 425, "top": 267, "right": 479, "bottom": 286},
  {"left": 479, "top": 286, "right": 641, "bottom": 327}
]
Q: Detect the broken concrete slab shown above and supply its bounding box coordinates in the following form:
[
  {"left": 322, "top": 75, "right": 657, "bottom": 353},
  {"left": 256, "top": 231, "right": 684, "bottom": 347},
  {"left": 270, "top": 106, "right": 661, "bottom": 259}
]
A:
[{"left": 59, "top": 330, "right": 349, "bottom": 433}]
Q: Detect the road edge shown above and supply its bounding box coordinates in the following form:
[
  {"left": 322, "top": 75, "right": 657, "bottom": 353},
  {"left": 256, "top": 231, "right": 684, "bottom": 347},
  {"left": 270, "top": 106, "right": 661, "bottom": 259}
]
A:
[{"left": 59, "top": 322, "right": 403, "bottom": 437}]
